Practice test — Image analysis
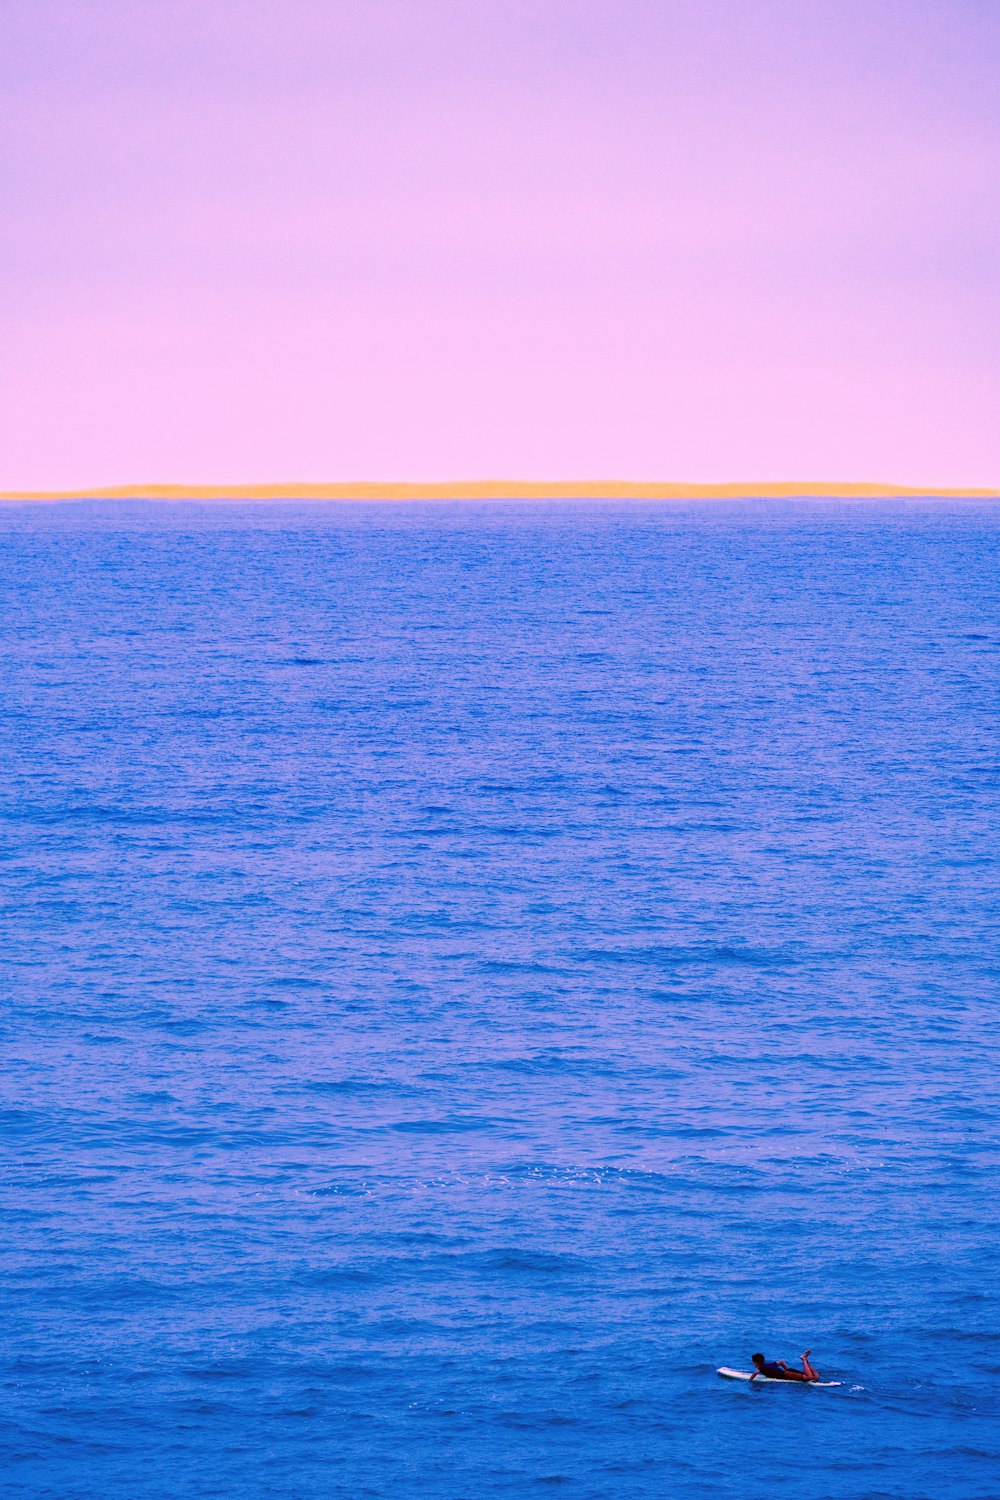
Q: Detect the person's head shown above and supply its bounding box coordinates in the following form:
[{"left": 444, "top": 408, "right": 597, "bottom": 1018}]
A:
[{"left": 751, "top": 1353, "right": 766, "bottom": 1369}]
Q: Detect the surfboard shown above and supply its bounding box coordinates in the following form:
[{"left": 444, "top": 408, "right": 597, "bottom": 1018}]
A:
[{"left": 717, "top": 1367, "right": 842, "bottom": 1386}]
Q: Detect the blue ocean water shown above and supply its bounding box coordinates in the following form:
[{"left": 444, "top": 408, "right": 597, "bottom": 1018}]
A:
[{"left": 1, "top": 499, "right": 998, "bottom": 1500}]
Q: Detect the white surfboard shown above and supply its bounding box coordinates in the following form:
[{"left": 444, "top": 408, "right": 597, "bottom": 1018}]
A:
[{"left": 718, "top": 1367, "right": 842, "bottom": 1387}]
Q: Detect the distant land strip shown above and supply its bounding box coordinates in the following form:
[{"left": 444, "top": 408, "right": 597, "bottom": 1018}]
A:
[{"left": 2, "top": 481, "right": 998, "bottom": 502}]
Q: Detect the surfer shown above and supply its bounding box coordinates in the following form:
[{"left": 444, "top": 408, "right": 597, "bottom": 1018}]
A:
[{"left": 749, "top": 1350, "right": 819, "bottom": 1382}]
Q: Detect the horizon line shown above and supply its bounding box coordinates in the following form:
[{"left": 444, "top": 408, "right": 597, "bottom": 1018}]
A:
[{"left": 2, "top": 479, "right": 999, "bottom": 503}]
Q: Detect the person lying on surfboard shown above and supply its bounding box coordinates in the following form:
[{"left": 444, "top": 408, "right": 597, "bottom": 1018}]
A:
[{"left": 749, "top": 1350, "right": 819, "bottom": 1382}]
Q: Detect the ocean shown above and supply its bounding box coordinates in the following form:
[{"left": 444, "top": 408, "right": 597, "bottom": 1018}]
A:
[{"left": 2, "top": 499, "right": 998, "bottom": 1498}]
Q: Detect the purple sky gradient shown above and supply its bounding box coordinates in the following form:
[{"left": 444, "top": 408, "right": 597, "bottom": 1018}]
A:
[{"left": 3, "top": 0, "right": 998, "bottom": 489}]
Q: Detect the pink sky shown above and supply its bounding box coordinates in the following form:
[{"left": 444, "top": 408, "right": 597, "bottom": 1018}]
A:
[{"left": 2, "top": 0, "right": 998, "bottom": 489}]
